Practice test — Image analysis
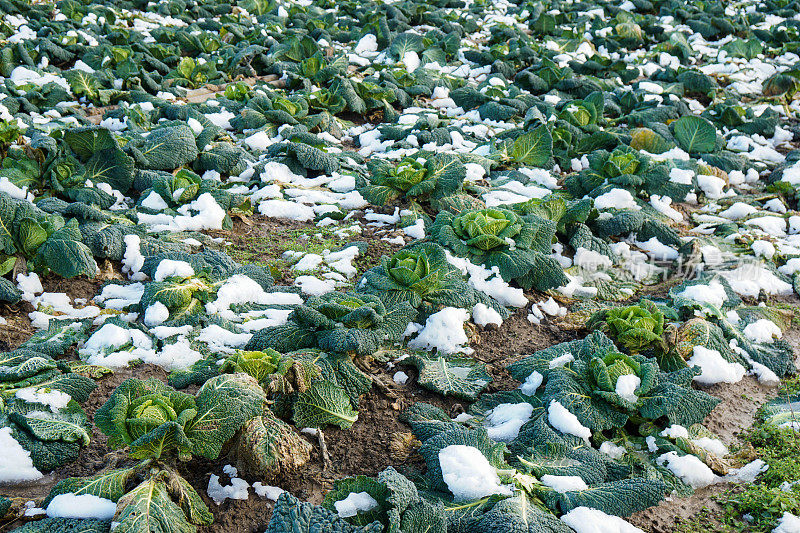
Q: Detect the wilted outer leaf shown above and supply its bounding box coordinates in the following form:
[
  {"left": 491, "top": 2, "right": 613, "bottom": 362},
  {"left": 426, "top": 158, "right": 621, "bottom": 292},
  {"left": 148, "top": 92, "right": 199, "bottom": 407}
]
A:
[
  {"left": 235, "top": 410, "right": 312, "bottom": 481},
  {"left": 674, "top": 435, "right": 730, "bottom": 475},
  {"left": 164, "top": 470, "right": 214, "bottom": 526},
  {"left": 629, "top": 128, "right": 673, "bottom": 154},
  {"left": 69, "top": 362, "right": 113, "bottom": 380}
]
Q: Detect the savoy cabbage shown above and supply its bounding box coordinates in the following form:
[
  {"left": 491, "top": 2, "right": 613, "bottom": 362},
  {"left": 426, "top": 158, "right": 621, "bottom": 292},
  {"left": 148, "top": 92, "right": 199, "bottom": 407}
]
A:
[
  {"left": 428, "top": 207, "right": 567, "bottom": 291},
  {"left": 246, "top": 292, "right": 416, "bottom": 356}
]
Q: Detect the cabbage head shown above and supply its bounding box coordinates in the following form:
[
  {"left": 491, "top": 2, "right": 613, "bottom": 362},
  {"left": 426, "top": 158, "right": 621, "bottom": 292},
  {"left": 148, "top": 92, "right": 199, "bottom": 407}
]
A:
[{"left": 428, "top": 207, "right": 567, "bottom": 290}]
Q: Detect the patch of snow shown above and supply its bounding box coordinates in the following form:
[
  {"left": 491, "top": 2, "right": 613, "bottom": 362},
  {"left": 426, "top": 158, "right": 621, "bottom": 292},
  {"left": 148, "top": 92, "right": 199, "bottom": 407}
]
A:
[
  {"left": 599, "top": 441, "right": 626, "bottom": 459},
  {"left": 142, "top": 337, "right": 203, "bottom": 371},
  {"left": 294, "top": 275, "right": 336, "bottom": 296},
  {"left": 445, "top": 251, "right": 527, "bottom": 307},
  {"left": 650, "top": 195, "right": 683, "bottom": 222},
  {"left": 743, "top": 319, "right": 782, "bottom": 344},
  {"left": 719, "top": 202, "right": 756, "bottom": 220},
  {"left": 548, "top": 400, "right": 591, "bottom": 444},
  {"left": 438, "top": 445, "right": 512, "bottom": 501},
  {"left": 408, "top": 307, "right": 472, "bottom": 354},
  {"left": 355, "top": 34, "right": 378, "bottom": 55},
  {"left": 574, "top": 247, "right": 612, "bottom": 271},
  {"left": 334, "top": 492, "right": 378, "bottom": 518},
  {"left": 144, "top": 301, "right": 170, "bottom": 327},
  {"left": 688, "top": 346, "right": 746, "bottom": 385},
  {"left": 773, "top": 512, "right": 800, "bottom": 533},
  {"left": 207, "top": 469, "right": 250, "bottom": 505},
  {"left": 403, "top": 219, "right": 426, "bottom": 240},
  {"left": 549, "top": 353, "right": 574, "bottom": 369},
  {"left": 718, "top": 263, "right": 793, "bottom": 297},
  {"left": 153, "top": 260, "right": 195, "bottom": 282},
  {"left": 615, "top": 374, "right": 641, "bottom": 403},
  {"left": 635, "top": 237, "right": 678, "bottom": 261},
  {"left": 657, "top": 451, "right": 717, "bottom": 488},
  {"left": 660, "top": 425, "right": 690, "bottom": 439},
  {"left": 16, "top": 272, "right": 42, "bottom": 299},
  {"left": 675, "top": 280, "right": 728, "bottom": 308},
  {"left": 484, "top": 402, "right": 534, "bottom": 442},
  {"left": 752, "top": 240, "right": 776, "bottom": 260},
  {"left": 121, "top": 235, "right": 146, "bottom": 281},
  {"left": 252, "top": 483, "right": 284, "bottom": 501},
  {"left": 258, "top": 199, "right": 316, "bottom": 222},
  {"left": 472, "top": 303, "right": 502, "bottom": 327},
  {"left": 561, "top": 507, "right": 644, "bottom": 533},
  {"left": 697, "top": 174, "right": 726, "bottom": 199},
  {"left": 46, "top": 494, "right": 116, "bottom": 520},
  {"left": 541, "top": 475, "right": 588, "bottom": 493},
  {"left": 692, "top": 437, "right": 729, "bottom": 457},
  {"left": 0, "top": 427, "right": 42, "bottom": 483},
  {"left": 593, "top": 189, "right": 640, "bottom": 211},
  {"left": 520, "top": 371, "right": 543, "bottom": 395},
  {"left": 15, "top": 387, "right": 71, "bottom": 411},
  {"left": 726, "top": 459, "right": 768, "bottom": 483}
]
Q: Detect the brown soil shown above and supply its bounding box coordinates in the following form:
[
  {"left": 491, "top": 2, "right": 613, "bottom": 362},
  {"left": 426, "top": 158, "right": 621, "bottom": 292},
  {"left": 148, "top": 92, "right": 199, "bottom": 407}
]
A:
[
  {"left": 701, "top": 376, "right": 777, "bottom": 446},
  {"left": 0, "top": 304, "right": 34, "bottom": 352},
  {"left": 208, "top": 214, "right": 402, "bottom": 286},
  {"left": 470, "top": 306, "right": 582, "bottom": 391},
  {"left": 629, "top": 484, "right": 731, "bottom": 533},
  {"left": 0, "top": 274, "right": 104, "bottom": 351}
]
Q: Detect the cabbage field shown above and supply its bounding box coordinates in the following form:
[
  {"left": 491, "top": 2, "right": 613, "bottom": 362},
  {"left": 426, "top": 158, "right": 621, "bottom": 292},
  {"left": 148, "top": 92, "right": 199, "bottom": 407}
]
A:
[{"left": 3, "top": 0, "right": 800, "bottom": 531}]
